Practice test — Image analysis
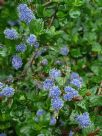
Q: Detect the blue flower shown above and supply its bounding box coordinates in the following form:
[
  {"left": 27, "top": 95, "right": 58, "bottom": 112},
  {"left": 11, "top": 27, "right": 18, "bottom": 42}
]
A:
[
  {"left": 70, "top": 79, "right": 82, "bottom": 88},
  {"left": 64, "top": 86, "right": 79, "bottom": 101},
  {"left": 34, "top": 41, "right": 39, "bottom": 48},
  {"left": 12, "top": 55, "right": 23, "bottom": 70},
  {"left": 51, "top": 97, "right": 64, "bottom": 111},
  {"left": 75, "top": 112, "right": 91, "bottom": 128},
  {"left": 60, "top": 46, "right": 69, "bottom": 56},
  {"left": 50, "top": 117, "right": 56, "bottom": 126},
  {"left": 49, "top": 86, "right": 61, "bottom": 98},
  {"left": 17, "top": 4, "right": 35, "bottom": 24},
  {"left": 49, "top": 68, "right": 61, "bottom": 80},
  {"left": 64, "top": 86, "right": 76, "bottom": 93},
  {"left": 43, "top": 79, "right": 54, "bottom": 90},
  {"left": 41, "top": 59, "right": 48, "bottom": 66},
  {"left": 2, "top": 86, "right": 14, "bottom": 97},
  {"left": 16, "top": 44, "right": 26, "bottom": 52},
  {"left": 0, "top": 133, "right": 7, "bottom": 136},
  {"left": 70, "top": 72, "right": 80, "bottom": 80},
  {"left": 4, "top": 28, "right": 18, "bottom": 40},
  {"left": 0, "top": 82, "right": 4, "bottom": 89},
  {"left": 69, "top": 130, "right": 74, "bottom": 136},
  {"left": 36, "top": 109, "right": 45, "bottom": 117},
  {"left": 27, "top": 34, "right": 37, "bottom": 45}
]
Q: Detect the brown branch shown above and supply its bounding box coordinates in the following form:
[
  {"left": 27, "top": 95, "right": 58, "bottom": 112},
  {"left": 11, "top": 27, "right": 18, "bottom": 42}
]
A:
[
  {"left": 43, "top": 1, "right": 52, "bottom": 7},
  {"left": 87, "top": 128, "right": 100, "bottom": 136},
  {"left": 48, "top": 4, "right": 58, "bottom": 28}
]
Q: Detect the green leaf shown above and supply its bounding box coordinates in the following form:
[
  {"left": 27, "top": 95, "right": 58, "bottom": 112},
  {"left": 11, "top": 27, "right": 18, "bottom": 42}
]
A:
[
  {"left": 70, "top": 48, "right": 82, "bottom": 58},
  {"left": 69, "top": 9, "right": 81, "bottom": 18},
  {"left": 43, "top": 8, "right": 55, "bottom": 17},
  {"left": 92, "top": 42, "right": 102, "bottom": 53},
  {"left": 29, "top": 19, "right": 44, "bottom": 35},
  {"left": 89, "top": 96, "right": 102, "bottom": 107}
]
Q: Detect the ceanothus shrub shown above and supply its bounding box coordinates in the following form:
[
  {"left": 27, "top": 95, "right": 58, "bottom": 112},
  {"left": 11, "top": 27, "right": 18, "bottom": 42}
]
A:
[{"left": 0, "top": 1, "right": 101, "bottom": 136}]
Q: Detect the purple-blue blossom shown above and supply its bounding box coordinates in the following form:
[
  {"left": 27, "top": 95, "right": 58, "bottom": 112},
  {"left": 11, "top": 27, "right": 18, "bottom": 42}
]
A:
[
  {"left": 34, "top": 41, "right": 39, "bottom": 48},
  {"left": 27, "top": 34, "right": 37, "bottom": 45},
  {"left": 49, "top": 86, "right": 61, "bottom": 98},
  {"left": 12, "top": 55, "right": 23, "bottom": 70},
  {"left": 60, "top": 46, "right": 69, "bottom": 56},
  {"left": 69, "top": 130, "right": 74, "bottom": 136},
  {"left": 0, "top": 133, "right": 7, "bottom": 136},
  {"left": 49, "top": 68, "right": 61, "bottom": 80},
  {"left": 70, "top": 72, "right": 80, "bottom": 80},
  {"left": 0, "top": 82, "right": 4, "bottom": 89},
  {"left": 70, "top": 79, "right": 82, "bottom": 89},
  {"left": 43, "top": 79, "right": 54, "bottom": 90},
  {"left": 64, "top": 86, "right": 76, "bottom": 93},
  {"left": 50, "top": 117, "right": 56, "bottom": 126},
  {"left": 64, "top": 86, "right": 79, "bottom": 101},
  {"left": 4, "top": 28, "right": 18, "bottom": 40},
  {"left": 16, "top": 44, "right": 26, "bottom": 52},
  {"left": 17, "top": 4, "right": 35, "bottom": 24},
  {"left": 36, "top": 109, "right": 45, "bottom": 117},
  {"left": 75, "top": 112, "right": 91, "bottom": 128},
  {"left": 2, "top": 86, "right": 14, "bottom": 97},
  {"left": 51, "top": 97, "right": 64, "bottom": 111}
]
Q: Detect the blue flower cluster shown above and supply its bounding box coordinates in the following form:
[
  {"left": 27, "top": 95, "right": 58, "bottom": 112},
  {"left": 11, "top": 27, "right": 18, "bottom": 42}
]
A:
[
  {"left": 16, "top": 44, "right": 26, "bottom": 52},
  {"left": 49, "top": 68, "right": 61, "bottom": 80},
  {"left": 63, "top": 86, "right": 79, "bottom": 101},
  {"left": 4, "top": 28, "right": 19, "bottom": 40},
  {"left": 27, "top": 34, "right": 37, "bottom": 46},
  {"left": 70, "top": 72, "right": 80, "bottom": 80},
  {"left": 43, "top": 68, "right": 64, "bottom": 111},
  {"left": 0, "top": 133, "right": 7, "bottom": 136},
  {"left": 75, "top": 112, "right": 91, "bottom": 128},
  {"left": 70, "top": 79, "right": 82, "bottom": 89},
  {"left": 51, "top": 97, "right": 64, "bottom": 111},
  {"left": 4, "top": 3, "right": 40, "bottom": 70},
  {"left": 34, "top": 109, "right": 45, "bottom": 123},
  {"left": 49, "top": 86, "right": 61, "bottom": 98},
  {"left": 60, "top": 46, "right": 69, "bottom": 56},
  {"left": 12, "top": 55, "right": 23, "bottom": 70},
  {"left": 69, "top": 130, "right": 74, "bottom": 136},
  {"left": 2, "top": 87, "right": 14, "bottom": 97},
  {"left": 70, "top": 72, "right": 83, "bottom": 89},
  {"left": 43, "top": 79, "right": 54, "bottom": 90},
  {"left": 50, "top": 116, "right": 56, "bottom": 126},
  {"left": 0, "top": 82, "right": 15, "bottom": 97},
  {"left": 17, "top": 4, "right": 35, "bottom": 24},
  {"left": 36, "top": 109, "right": 45, "bottom": 117},
  {"left": 0, "top": 82, "right": 4, "bottom": 89}
]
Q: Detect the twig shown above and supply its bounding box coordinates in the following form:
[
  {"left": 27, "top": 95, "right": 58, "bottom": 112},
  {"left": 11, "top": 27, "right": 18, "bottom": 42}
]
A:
[
  {"left": 43, "top": 1, "right": 52, "bottom": 7},
  {"left": 48, "top": 4, "right": 58, "bottom": 28}
]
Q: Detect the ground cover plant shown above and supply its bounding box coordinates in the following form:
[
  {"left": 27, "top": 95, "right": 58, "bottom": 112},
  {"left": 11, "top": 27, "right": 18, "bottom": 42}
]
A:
[{"left": 0, "top": 0, "right": 102, "bottom": 136}]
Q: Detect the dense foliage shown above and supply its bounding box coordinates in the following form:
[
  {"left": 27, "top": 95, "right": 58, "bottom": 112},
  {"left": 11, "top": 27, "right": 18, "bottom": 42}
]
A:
[{"left": 0, "top": 0, "right": 102, "bottom": 136}]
